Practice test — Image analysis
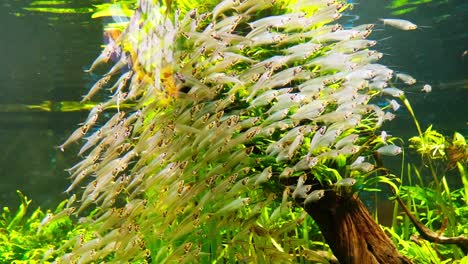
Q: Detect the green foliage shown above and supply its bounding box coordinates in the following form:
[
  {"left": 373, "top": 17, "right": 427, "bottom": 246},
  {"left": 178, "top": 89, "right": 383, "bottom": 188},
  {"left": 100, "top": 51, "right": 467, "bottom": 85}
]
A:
[
  {"left": 389, "top": 128, "right": 468, "bottom": 263},
  {"left": 409, "top": 125, "right": 447, "bottom": 160},
  {"left": 7, "top": 0, "right": 467, "bottom": 263},
  {"left": 0, "top": 192, "right": 87, "bottom": 262}
]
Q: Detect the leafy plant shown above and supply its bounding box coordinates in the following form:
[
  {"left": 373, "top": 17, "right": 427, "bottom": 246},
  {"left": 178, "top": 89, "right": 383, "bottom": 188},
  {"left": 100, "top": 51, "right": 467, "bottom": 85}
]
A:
[
  {"left": 0, "top": 192, "right": 88, "bottom": 263},
  {"left": 7, "top": 0, "right": 467, "bottom": 263}
]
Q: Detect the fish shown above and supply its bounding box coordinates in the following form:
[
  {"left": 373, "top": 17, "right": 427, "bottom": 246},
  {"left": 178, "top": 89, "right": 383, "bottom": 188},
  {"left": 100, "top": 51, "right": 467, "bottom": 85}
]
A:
[
  {"left": 217, "top": 197, "right": 251, "bottom": 214},
  {"left": 387, "top": 99, "right": 401, "bottom": 111},
  {"left": 293, "top": 155, "right": 318, "bottom": 171},
  {"left": 84, "top": 40, "right": 116, "bottom": 73},
  {"left": 292, "top": 175, "right": 309, "bottom": 199},
  {"left": 57, "top": 124, "right": 90, "bottom": 152},
  {"left": 396, "top": 73, "right": 416, "bottom": 85},
  {"left": 252, "top": 166, "right": 273, "bottom": 185},
  {"left": 304, "top": 190, "right": 325, "bottom": 205},
  {"left": 380, "top": 18, "right": 417, "bottom": 30},
  {"left": 335, "top": 178, "right": 357, "bottom": 188},
  {"left": 376, "top": 145, "right": 402, "bottom": 156},
  {"left": 421, "top": 84, "right": 432, "bottom": 93},
  {"left": 382, "top": 87, "right": 405, "bottom": 98},
  {"left": 212, "top": 0, "right": 240, "bottom": 20},
  {"left": 81, "top": 75, "right": 112, "bottom": 103}
]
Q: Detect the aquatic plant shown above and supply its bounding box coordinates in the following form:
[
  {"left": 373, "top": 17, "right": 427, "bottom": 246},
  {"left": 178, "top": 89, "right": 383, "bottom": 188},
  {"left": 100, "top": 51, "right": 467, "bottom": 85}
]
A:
[
  {"left": 49, "top": 0, "right": 423, "bottom": 262},
  {"left": 0, "top": 192, "right": 84, "bottom": 263},
  {"left": 388, "top": 129, "right": 468, "bottom": 263}
]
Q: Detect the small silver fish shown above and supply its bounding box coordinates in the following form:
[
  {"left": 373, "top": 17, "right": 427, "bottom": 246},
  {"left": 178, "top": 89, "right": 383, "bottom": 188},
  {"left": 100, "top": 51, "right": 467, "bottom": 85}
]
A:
[
  {"left": 304, "top": 190, "right": 325, "bottom": 205},
  {"left": 81, "top": 75, "right": 112, "bottom": 103},
  {"left": 396, "top": 73, "right": 416, "bottom": 85},
  {"left": 57, "top": 125, "right": 89, "bottom": 152},
  {"left": 376, "top": 145, "right": 402, "bottom": 156},
  {"left": 380, "top": 18, "right": 417, "bottom": 30},
  {"left": 382, "top": 87, "right": 404, "bottom": 98},
  {"left": 335, "top": 178, "right": 357, "bottom": 188},
  {"left": 421, "top": 84, "right": 432, "bottom": 93}
]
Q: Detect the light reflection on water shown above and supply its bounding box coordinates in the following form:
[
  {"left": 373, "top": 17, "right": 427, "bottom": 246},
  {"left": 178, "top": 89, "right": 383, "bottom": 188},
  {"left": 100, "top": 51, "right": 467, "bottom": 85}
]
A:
[
  {"left": 0, "top": 1, "right": 103, "bottom": 209},
  {"left": 0, "top": 0, "right": 466, "bottom": 210}
]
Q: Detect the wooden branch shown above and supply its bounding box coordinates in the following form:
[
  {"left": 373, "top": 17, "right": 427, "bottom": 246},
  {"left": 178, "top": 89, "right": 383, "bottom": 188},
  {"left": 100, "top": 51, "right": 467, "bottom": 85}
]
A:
[{"left": 394, "top": 195, "right": 468, "bottom": 252}]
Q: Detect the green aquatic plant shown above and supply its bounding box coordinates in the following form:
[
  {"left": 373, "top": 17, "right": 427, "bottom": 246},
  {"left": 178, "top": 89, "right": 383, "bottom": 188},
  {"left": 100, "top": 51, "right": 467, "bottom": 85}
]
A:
[
  {"left": 387, "top": 125, "right": 468, "bottom": 262},
  {"left": 409, "top": 125, "right": 447, "bottom": 160},
  {"left": 48, "top": 0, "right": 421, "bottom": 263},
  {"left": 0, "top": 192, "right": 88, "bottom": 263},
  {"left": 388, "top": 160, "right": 468, "bottom": 263}
]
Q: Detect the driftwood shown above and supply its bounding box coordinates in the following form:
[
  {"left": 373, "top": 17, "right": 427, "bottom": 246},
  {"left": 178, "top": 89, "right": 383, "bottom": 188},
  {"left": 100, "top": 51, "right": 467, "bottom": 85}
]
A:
[
  {"left": 394, "top": 194, "right": 468, "bottom": 253},
  {"left": 299, "top": 191, "right": 411, "bottom": 264}
]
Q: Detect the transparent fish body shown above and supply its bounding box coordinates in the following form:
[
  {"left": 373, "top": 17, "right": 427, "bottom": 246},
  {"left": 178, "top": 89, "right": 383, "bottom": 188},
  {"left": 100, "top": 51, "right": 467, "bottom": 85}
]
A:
[
  {"left": 327, "top": 85, "right": 358, "bottom": 104},
  {"left": 286, "top": 133, "right": 305, "bottom": 159},
  {"left": 313, "top": 128, "right": 342, "bottom": 150},
  {"left": 369, "top": 81, "right": 388, "bottom": 90},
  {"left": 81, "top": 103, "right": 103, "bottom": 126},
  {"left": 293, "top": 155, "right": 319, "bottom": 171},
  {"left": 252, "top": 166, "right": 273, "bottom": 185},
  {"left": 314, "top": 29, "right": 360, "bottom": 43},
  {"left": 382, "top": 87, "right": 404, "bottom": 97},
  {"left": 335, "top": 134, "right": 359, "bottom": 149},
  {"left": 248, "top": 31, "right": 286, "bottom": 47},
  {"left": 78, "top": 129, "right": 103, "bottom": 155},
  {"left": 308, "top": 52, "right": 356, "bottom": 71},
  {"left": 387, "top": 99, "right": 401, "bottom": 111},
  {"left": 206, "top": 73, "right": 244, "bottom": 85},
  {"left": 333, "top": 39, "right": 377, "bottom": 53},
  {"left": 352, "top": 24, "right": 375, "bottom": 31},
  {"left": 291, "top": 100, "right": 327, "bottom": 122},
  {"left": 249, "top": 90, "right": 280, "bottom": 108},
  {"left": 376, "top": 144, "right": 402, "bottom": 156},
  {"left": 217, "top": 197, "right": 251, "bottom": 214},
  {"left": 109, "top": 70, "right": 133, "bottom": 93},
  {"left": 291, "top": 175, "right": 308, "bottom": 199},
  {"left": 267, "top": 92, "right": 307, "bottom": 114},
  {"left": 350, "top": 161, "right": 374, "bottom": 172},
  {"left": 58, "top": 124, "right": 89, "bottom": 152},
  {"left": 284, "top": 42, "right": 322, "bottom": 55},
  {"left": 212, "top": 0, "right": 241, "bottom": 20},
  {"left": 247, "top": 13, "right": 295, "bottom": 31},
  {"left": 304, "top": 190, "right": 325, "bottom": 205},
  {"left": 104, "top": 52, "right": 130, "bottom": 77},
  {"left": 282, "top": 8, "right": 340, "bottom": 32},
  {"left": 279, "top": 167, "right": 295, "bottom": 180},
  {"left": 262, "top": 108, "right": 289, "bottom": 126},
  {"left": 313, "top": 110, "right": 353, "bottom": 124},
  {"left": 336, "top": 144, "right": 360, "bottom": 155},
  {"left": 344, "top": 68, "right": 376, "bottom": 80},
  {"left": 213, "top": 14, "right": 244, "bottom": 33},
  {"left": 265, "top": 66, "right": 306, "bottom": 89},
  {"left": 396, "top": 72, "right": 416, "bottom": 85},
  {"left": 380, "top": 18, "right": 417, "bottom": 30},
  {"left": 422, "top": 84, "right": 432, "bottom": 93},
  {"left": 84, "top": 39, "right": 117, "bottom": 73},
  {"left": 81, "top": 75, "right": 112, "bottom": 103},
  {"left": 235, "top": 0, "right": 275, "bottom": 14}
]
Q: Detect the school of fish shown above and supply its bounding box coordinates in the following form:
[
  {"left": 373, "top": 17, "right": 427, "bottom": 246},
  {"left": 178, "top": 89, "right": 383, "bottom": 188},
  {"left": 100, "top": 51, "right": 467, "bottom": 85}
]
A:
[{"left": 51, "top": 0, "right": 418, "bottom": 262}]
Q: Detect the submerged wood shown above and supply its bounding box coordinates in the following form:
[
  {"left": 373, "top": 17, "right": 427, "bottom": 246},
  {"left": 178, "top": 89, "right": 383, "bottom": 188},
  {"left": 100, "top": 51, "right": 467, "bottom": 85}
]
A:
[{"left": 300, "top": 191, "right": 411, "bottom": 264}]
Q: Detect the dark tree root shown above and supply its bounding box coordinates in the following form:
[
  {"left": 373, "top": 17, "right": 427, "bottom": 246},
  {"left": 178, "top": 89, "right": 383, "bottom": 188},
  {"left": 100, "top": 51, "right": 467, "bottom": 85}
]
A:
[
  {"left": 299, "top": 191, "right": 412, "bottom": 264},
  {"left": 394, "top": 194, "right": 468, "bottom": 253}
]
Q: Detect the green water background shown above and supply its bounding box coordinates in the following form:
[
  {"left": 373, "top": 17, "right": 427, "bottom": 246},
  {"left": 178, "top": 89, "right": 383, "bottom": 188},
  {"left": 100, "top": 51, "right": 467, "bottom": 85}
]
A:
[{"left": 0, "top": 0, "right": 466, "bottom": 210}]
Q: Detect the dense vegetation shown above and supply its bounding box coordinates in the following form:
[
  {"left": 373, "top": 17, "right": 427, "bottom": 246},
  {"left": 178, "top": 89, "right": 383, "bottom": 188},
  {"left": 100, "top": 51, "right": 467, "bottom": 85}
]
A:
[{"left": 1, "top": 0, "right": 466, "bottom": 263}]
